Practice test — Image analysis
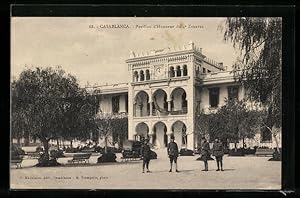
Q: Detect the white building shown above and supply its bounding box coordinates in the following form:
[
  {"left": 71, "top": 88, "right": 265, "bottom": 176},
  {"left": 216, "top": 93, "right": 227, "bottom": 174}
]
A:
[{"left": 87, "top": 41, "right": 281, "bottom": 150}]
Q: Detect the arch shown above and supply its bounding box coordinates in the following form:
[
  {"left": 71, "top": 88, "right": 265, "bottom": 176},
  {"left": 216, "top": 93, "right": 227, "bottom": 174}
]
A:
[
  {"left": 171, "top": 120, "right": 187, "bottom": 148},
  {"left": 145, "top": 69, "right": 150, "bottom": 80},
  {"left": 134, "top": 91, "right": 150, "bottom": 117},
  {"left": 152, "top": 89, "right": 168, "bottom": 115},
  {"left": 152, "top": 121, "right": 168, "bottom": 148},
  {"left": 169, "top": 66, "right": 175, "bottom": 77},
  {"left": 183, "top": 65, "right": 188, "bottom": 76},
  {"left": 140, "top": 70, "right": 145, "bottom": 81},
  {"left": 135, "top": 122, "right": 149, "bottom": 141},
  {"left": 170, "top": 87, "right": 188, "bottom": 114},
  {"left": 176, "top": 65, "right": 181, "bottom": 77}
]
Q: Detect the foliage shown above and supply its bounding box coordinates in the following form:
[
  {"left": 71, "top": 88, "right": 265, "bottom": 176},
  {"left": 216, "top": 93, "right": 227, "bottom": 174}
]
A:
[
  {"left": 222, "top": 17, "right": 282, "bottom": 129},
  {"left": 11, "top": 66, "right": 94, "bottom": 164},
  {"left": 203, "top": 100, "right": 262, "bottom": 147},
  {"left": 94, "top": 113, "right": 128, "bottom": 153}
]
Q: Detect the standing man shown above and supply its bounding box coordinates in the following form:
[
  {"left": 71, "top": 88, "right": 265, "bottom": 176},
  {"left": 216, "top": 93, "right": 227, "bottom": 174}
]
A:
[
  {"left": 201, "top": 137, "right": 210, "bottom": 171},
  {"left": 212, "top": 137, "right": 224, "bottom": 171},
  {"left": 141, "top": 137, "right": 151, "bottom": 173},
  {"left": 167, "top": 134, "right": 179, "bottom": 172}
]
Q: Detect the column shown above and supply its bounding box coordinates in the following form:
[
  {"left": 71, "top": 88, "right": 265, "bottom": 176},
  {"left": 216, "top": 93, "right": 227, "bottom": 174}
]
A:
[
  {"left": 149, "top": 101, "right": 153, "bottom": 116},
  {"left": 149, "top": 132, "right": 154, "bottom": 145},
  {"left": 167, "top": 100, "right": 171, "bottom": 112}
]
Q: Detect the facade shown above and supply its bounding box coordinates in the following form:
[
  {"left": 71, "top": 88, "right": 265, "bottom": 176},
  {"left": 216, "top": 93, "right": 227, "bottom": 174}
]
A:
[{"left": 87, "top": 42, "right": 281, "bottom": 151}]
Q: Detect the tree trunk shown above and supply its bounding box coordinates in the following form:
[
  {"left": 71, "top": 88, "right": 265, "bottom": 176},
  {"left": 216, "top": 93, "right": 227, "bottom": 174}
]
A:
[
  {"left": 104, "top": 137, "right": 108, "bottom": 154},
  {"left": 266, "top": 126, "right": 280, "bottom": 154},
  {"left": 24, "top": 136, "right": 30, "bottom": 146},
  {"left": 234, "top": 141, "right": 237, "bottom": 152},
  {"left": 56, "top": 139, "right": 60, "bottom": 149},
  {"left": 242, "top": 137, "right": 245, "bottom": 148},
  {"left": 42, "top": 139, "right": 50, "bottom": 160},
  {"left": 70, "top": 140, "right": 73, "bottom": 148},
  {"left": 17, "top": 137, "right": 20, "bottom": 145}
]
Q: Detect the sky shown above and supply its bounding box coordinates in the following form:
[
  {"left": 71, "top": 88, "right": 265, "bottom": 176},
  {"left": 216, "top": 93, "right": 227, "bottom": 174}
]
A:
[{"left": 11, "top": 17, "right": 240, "bottom": 87}]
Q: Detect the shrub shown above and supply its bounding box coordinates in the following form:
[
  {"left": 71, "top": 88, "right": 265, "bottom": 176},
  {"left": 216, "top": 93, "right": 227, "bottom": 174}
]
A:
[
  {"left": 97, "top": 152, "right": 117, "bottom": 163},
  {"left": 50, "top": 150, "right": 65, "bottom": 158},
  {"left": 179, "top": 149, "right": 194, "bottom": 156}
]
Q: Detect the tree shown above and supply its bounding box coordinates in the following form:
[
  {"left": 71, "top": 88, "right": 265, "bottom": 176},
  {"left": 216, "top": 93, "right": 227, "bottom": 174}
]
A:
[
  {"left": 111, "top": 116, "right": 128, "bottom": 149},
  {"left": 11, "top": 66, "right": 92, "bottom": 164},
  {"left": 222, "top": 17, "right": 282, "bottom": 152},
  {"left": 207, "top": 100, "right": 262, "bottom": 151},
  {"left": 94, "top": 113, "right": 127, "bottom": 154}
]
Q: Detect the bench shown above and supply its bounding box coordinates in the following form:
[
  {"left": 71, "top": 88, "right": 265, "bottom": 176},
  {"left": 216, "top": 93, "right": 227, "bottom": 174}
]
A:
[
  {"left": 26, "top": 151, "right": 40, "bottom": 159},
  {"left": 255, "top": 148, "right": 274, "bottom": 156},
  {"left": 121, "top": 151, "right": 141, "bottom": 162},
  {"left": 67, "top": 153, "right": 91, "bottom": 164},
  {"left": 11, "top": 158, "right": 23, "bottom": 168}
]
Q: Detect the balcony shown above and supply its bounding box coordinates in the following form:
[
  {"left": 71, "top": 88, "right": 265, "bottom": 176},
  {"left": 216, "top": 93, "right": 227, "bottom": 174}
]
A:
[{"left": 170, "top": 107, "right": 188, "bottom": 115}]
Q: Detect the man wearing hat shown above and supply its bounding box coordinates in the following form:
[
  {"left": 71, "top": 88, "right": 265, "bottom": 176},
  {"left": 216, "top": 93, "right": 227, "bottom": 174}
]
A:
[
  {"left": 212, "top": 137, "right": 224, "bottom": 171},
  {"left": 141, "top": 137, "right": 151, "bottom": 173},
  {"left": 167, "top": 134, "right": 179, "bottom": 172},
  {"left": 200, "top": 137, "right": 210, "bottom": 171}
]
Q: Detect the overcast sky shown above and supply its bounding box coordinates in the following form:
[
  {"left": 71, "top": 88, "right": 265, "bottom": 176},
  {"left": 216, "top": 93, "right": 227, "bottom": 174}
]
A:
[{"left": 12, "top": 17, "right": 240, "bottom": 87}]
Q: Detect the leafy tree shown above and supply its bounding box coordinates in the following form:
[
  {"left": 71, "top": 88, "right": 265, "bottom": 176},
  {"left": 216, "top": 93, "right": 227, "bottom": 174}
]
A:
[
  {"left": 111, "top": 116, "right": 128, "bottom": 149},
  {"left": 11, "top": 66, "right": 92, "bottom": 163},
  {"left": 94, "top": 113, "right": 127, "bottom": 153},
  {"left": 206, "top": 100, "right": 262, "bottom": 151},
  {"left": 222, "top": 17, "right": 282, "bottom": 151}
]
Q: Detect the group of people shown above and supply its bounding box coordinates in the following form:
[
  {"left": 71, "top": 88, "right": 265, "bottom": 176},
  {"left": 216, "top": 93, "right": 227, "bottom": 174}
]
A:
[
  {"left": 140, "top": 135, "right": 224, "bottom": 173},
  {"left": 201, "top": 137, "right": 224, "bottom": 171}
]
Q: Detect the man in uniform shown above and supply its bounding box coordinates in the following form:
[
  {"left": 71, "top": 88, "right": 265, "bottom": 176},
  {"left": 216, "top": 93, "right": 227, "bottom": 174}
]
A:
[
  {"left": 201, "top": 137, "right": 210, "bottom": 171},
  {"left": 212, "top": 137, "right": 224, "bottom": 171},
  {"left": 167, "top": 135, "right": 179, "bottom": 172},
  {"left": 141, "top": 137, "right": 151, "bottom": 173}
]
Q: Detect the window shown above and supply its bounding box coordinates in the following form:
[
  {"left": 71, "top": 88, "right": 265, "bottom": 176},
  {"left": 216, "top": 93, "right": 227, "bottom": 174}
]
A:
[
  {"left": 112, "top": 96, "right": 120, "bottom": 113},
  {"left": 209, "top": 87, "right": 219, "bottom": 108},
  {"left": 145, "top": 70, "right": 150, "bottom": 80},
  {"left": 170, "top": 66, "right": 175, "bottom": 77},
  {"left": 183, "top": 65, "right": 188, "bottom": 76},
  {"left": 133, "top": 71, "right": 138, "bottom": 82},
  {"left": 203, "top": 68, "right": 206, "bottom": 73},
  {"left": 228, "top": 86, "right": 239, "bottom": 101},
  {"left": 176, "top": 66, "right": 181, "bottom": 76},
  {"left": 140, "top": 70, "right": 144, "bottom": 81},
  {"left": 125, "top": 95, "right": 128, "bottom": 112}
]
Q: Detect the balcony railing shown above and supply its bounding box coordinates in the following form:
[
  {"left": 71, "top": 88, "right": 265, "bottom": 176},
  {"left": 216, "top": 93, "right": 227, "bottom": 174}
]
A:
[{"left": 170, "top": 107, "right": 188, "bottom": 115}]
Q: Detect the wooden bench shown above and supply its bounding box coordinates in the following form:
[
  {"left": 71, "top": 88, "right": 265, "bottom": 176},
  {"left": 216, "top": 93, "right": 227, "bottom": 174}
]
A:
[
  {"left": 67, "top": 153, "right": 91, "bottom": 164},
  {"left": 255, "top": 148, "right": 274, "bottom": 156},
  {"left": 11, "top": 158, "right": 23, "bottom": 168},
  {"left": 121, "top": 151, "right": 141, "bottom": 162},
  {"left": 26, "top": 151, "right": 40, "bottom": 159}
]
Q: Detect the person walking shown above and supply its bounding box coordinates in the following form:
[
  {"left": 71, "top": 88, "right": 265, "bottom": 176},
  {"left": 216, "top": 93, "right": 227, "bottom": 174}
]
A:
[
  {"left": 212, "top": 137, "right": 224, "bottom": 171},
  {"left": 167, "top": 134, "right": 179, "bottom": 172},
  {"left": 200, "top": 137, "right": 210, "bottom": 171},
  {"left": 141, "top": 138, "right": 151, "bottom": 173}
]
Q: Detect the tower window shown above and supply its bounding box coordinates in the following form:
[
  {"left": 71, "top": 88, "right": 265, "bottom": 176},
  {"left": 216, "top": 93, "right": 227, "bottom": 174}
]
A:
[
  {"left": 183, "top": 65, "right": 188, "bottom": 76},
  {"left": 176, "top": 66, "right": 181, "bottom": 77},
  {"left": 140, "top": 70, "right": 144, "bottom": 81}
]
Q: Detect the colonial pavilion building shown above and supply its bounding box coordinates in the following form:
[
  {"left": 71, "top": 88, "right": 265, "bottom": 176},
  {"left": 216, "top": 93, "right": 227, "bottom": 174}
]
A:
[{"left": 86, "top": 41, "right": 281, "bottom": 151}]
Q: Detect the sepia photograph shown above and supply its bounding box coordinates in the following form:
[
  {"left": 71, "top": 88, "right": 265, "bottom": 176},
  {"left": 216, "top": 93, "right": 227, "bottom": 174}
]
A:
[{"left": 10, "top": 16, "right": 282, "bottom": 189}]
